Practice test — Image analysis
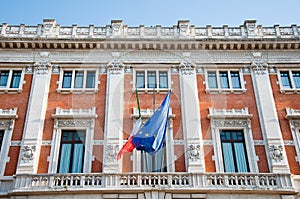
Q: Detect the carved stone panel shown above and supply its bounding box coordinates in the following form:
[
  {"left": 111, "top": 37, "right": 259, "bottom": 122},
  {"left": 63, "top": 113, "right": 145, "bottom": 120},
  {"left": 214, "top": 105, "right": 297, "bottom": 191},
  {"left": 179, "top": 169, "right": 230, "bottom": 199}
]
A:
[
  {"left": 21, "top": 145, "right": 36, "bottom": 163},
  {"left": 188, "top": 144, "right": 201, "bottom": 162},
  {"left": 269, "top": 144, "right": 283, "bottom": 162},
  {"left": 105, "top": 144, "right": 119, "bottom": 163}
]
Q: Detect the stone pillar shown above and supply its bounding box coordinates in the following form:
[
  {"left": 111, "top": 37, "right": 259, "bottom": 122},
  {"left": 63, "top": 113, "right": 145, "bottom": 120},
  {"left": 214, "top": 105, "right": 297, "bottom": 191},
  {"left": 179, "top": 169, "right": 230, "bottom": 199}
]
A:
[
  {"left": 16, "top": 61, "right": 52, "bottom": 174},
  {"left": 179, "top": 61, "right": 205, "bottom": 173},
  {"left": 103, "top": 62, "right": 124, "bottom": 173},
  {"left": 251, "top": 59, "right": 290, "bottom": 173}
]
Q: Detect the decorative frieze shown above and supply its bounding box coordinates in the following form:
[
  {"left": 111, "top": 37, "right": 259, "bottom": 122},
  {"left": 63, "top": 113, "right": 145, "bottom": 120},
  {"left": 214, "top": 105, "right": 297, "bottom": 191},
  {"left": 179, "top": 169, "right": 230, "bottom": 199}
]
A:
[
  {"left": 179, "top": 61, "right": 194, "bottom": 75},
  {"left": 21, "top": 145, "right": 36, "bottom": 163},
  {"left": 211, "top": 120, "right": 248, "bottom": 128},
  {"left": 57, "top": 120, "right": 92, "bottom": 128},
  {"left": 269, "top": 144, "right": 284, "bottom": 162},
  {"left": 107, "top": 62, "right": 124, "bottom": 75}
]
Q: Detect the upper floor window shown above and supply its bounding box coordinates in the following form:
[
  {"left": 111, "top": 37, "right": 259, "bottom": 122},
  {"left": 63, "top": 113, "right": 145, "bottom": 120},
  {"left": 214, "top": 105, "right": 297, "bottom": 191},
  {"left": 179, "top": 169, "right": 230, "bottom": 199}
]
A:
[
  {"left": 135, "top": 69, "right": 169, "bottom": 91},
  {"left": 206, "top": 70, "right": 246, "bottom": 94},
  {"left": 220, "top": 130, "right": 249, "bottom": 172},
  {"left": 141, "top": 143, "right": 167, "bottom": 172},
  {"left": 58, "top": 130, "right": 85, "bottom": 173},
  {"left": 279, "top": 70, "right": 300, "bottom": 93},
  {"left": 58, "top": 69, "right": 98, "bottom": 93},
  {"left": 0, "top": 69, "right": 24, "bottom": 93},
  {"left": 0, "top": 130, "right": 4, "bottom": 152}
]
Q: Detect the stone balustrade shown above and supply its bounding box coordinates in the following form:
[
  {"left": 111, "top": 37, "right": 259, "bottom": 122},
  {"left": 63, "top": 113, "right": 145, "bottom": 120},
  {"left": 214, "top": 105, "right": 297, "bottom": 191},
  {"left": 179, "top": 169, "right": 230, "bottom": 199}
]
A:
[
  {"left": 1, "top": 173, "right": 292, "bottom": 195},
  {"left": 0, "top": 19, "right": 299, "bottom": 40}
]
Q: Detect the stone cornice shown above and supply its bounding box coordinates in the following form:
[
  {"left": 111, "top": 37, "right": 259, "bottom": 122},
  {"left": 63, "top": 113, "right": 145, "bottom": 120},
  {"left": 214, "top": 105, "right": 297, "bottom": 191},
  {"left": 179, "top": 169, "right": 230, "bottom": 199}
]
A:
[{"left": 0, "top": 19, "right": 299, "bottom": 50}]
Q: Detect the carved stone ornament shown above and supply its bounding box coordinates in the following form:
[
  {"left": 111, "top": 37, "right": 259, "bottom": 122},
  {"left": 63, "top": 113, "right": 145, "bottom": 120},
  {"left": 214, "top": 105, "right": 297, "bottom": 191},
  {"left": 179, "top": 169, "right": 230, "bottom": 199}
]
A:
[
  {"left": 251, "top": 61, "right": 268, "bottom": 75},
  {"left": 51, "top": 65, "right": 60, "bottom": 74},
  {"left": 269, "top": 144, "right": 283, "bottom": 162},
  {"left": 105, "top": 144, "right": 119, "bottom": 162},
  {"left": 21, "top": 145, "right": 36, "bottom": 163},
  {"left": 57, "top": 120, "right": 92, "bottom": 128},
  {"left": 107, "top": 62, "right": 124, "bottom": 75},
  {"left": 179, "top": 61, "right": 194, "bottom": 75},
  {"left": 212, "top": 120, "right": 248, "bottom": 128},
  {"left": 188, "top": 144, "right": 201, "bottom": 162},
  {"left": 33, "top": 62, "right": 51, "bottom": 75}
]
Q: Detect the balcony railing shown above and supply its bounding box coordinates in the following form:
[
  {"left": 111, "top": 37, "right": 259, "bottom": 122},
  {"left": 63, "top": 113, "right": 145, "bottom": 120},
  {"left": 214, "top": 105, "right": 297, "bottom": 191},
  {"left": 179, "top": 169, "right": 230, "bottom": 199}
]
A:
[{"left": 4, "top": 173, "right": 293, "bottom": 195}]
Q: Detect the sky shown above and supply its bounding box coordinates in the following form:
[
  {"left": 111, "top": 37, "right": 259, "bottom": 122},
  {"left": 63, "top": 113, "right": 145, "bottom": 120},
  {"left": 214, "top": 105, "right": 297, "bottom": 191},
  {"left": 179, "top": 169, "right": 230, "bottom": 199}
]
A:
[{"left": 0, "top": 0, "right": 299, "bottom": 27}]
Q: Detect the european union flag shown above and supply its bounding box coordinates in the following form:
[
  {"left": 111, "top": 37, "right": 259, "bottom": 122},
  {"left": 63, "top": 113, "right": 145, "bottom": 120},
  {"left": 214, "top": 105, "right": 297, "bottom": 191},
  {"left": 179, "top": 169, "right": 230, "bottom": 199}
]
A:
[{"left": 132, "top": 91, "right": 171, "bottom": 155}]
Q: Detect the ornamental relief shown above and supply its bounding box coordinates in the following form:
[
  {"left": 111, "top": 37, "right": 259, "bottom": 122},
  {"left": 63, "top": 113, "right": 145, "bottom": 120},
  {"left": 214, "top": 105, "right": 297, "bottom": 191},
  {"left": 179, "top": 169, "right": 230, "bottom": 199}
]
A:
[
  {"left": 105, "top": 144, "right": 119, "bottom": 162},
  {"left": 57, "top": 120, "right": 92, "bottom": 128},
  {"left": 211, "top": 119, "right": 248, "bottom": 128},
  {"left": 0, "top": 120, "right": 13, "bottom": 129},
  {"left": 188, "top": 144, "right": 201, "bottom": 162},
  {"left": 107, "top": 62, "right": 124, "bottom": 75},
  {"left": 21, "top": 145, "right": 36, "bottom": 163},
  {"left": 269, "top": 144, "right": 283, "bottom": 162},
  {"left": 179, "top": 61, "right": 195, "bottom": 75}
]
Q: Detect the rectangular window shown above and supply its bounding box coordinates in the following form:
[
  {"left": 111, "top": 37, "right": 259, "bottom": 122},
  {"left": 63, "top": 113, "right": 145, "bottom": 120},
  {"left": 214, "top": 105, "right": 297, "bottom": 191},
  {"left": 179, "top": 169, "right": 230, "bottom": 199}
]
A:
[
  {"left": 74, "top": 71, "right": 84, "bottom": 88},
  {"left": 280, "top": 71, "right": 292, "bottom": 89},
  {"left": 231, "top": 71, "right": 241, "bottom": 88},
  {"left": 147, "top": 71, "right": 156, "bottom": 89},
  {"left": 159, "top": 71, "right": 168, "bottom": 88},
  {"left": 62, "top": 71, "right": 72, "bottom": 88},
  {"left": 219, "top": 72, "right": 229, "bottom": 89},
  {"left": 292, "top": 71, "right": 300, "bottom": 88},
  {"left": 136, "top": 71, "right": 145, "bottom": 88},
  {"left": 86, "top": 71, "right": 96, "bottom": 88},
  {"left": 0, "top": 130, "right": 4, "bottom": 152},
  {"left": 220, "top": 130, "right": 249, "bottom": 173},
  {"left": 141, "top": 143, "right": 167, "bottom": 172},
  {"left": 208, "top": 72, "right": 217, "bottom": 89},
  {"left": 0, "top": 71, "right": 9, "bottom": 87},
  {"left": 10, "top": 71, "right": 21, "bottom": 88},
  {"left": 58, "top": 130, "right": 85, "bottom": 173}
]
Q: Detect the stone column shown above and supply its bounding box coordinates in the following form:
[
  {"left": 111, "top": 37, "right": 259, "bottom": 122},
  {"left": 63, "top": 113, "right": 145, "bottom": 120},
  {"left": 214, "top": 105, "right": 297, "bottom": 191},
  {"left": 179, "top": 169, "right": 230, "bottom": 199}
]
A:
[
  {"left": 16, "top": 61, "right": 52, "bottom": 174},
  {"left": 251, "top": 59, "right": 290, "bottom": 173},
  {"left": 103, "top": 62, "right": 124, "bottom": 173},
  {"left": 179, "top": 62, "right": 205, "bottom": 173}
]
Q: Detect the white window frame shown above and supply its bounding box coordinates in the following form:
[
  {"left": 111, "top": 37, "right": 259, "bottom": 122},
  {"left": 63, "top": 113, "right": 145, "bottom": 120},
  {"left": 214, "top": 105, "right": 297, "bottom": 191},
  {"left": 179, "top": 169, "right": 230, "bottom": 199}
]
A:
[
  {"left": 130, "top": 108, "right": 175, "bottom": 172},
  {"left": 57, "top": 68, "right": 99, "bottom": 94},
  {"left": 286, "top": 108, "right": 300, "bottom": 164},
  {"left": 48, "top": 107, "right": 97, "bottom": 174},
  {"left": 205, "top": 69, "right": 246, "bottom": 94},
  {"left": 0, "top": 68, "right": 25, "bottom": 94},
  {"left": 208, "top": 107, "right": 258, "bottom": 173},
  {"left": 278, "top": 69, "right": 300, "bottom": 94},
  {"left": 0, "top": 108, "right": 18, "bottom": 176},
  {"left": 133, "top": 68, "right": 171, "bottom": 92}
]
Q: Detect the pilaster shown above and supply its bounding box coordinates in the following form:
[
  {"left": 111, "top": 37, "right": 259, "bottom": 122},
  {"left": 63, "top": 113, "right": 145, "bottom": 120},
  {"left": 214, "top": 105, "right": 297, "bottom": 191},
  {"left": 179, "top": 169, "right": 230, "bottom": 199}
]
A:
[
  {"left": 103, "top": 62, "right": 124, "bottom": 173},
  {"left": 179, "top": 61, "right": 205, "bottom": 172},
  {"left": 16, "top": 59, "right": 52, "bottom": 174},
  {"left": 251, "top": 56, "right": 290, "bottom": 173}
]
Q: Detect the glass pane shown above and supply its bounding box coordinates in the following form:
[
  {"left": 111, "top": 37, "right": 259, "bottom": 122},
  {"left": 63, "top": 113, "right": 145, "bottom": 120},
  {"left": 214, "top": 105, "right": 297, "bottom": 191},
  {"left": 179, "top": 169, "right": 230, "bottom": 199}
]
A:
[
  {"left": 234, "top": 143, "right": 249, "bottom": 172},
  {"left": 219, "top": 72, "right": 229, "bottom": 88},
  {"left": 207, "top": 72, "right": 217, "bottom": 88},
  {"left": 74, "top": 71, "right": 84, "bottom": 88},
  {"left": 222, "top": 143, "right": 235, "bottom": 172},
  {"left": 159, "top": 71, "right": 168, "bottom": 88},
  {"left": 86, "top": 71, "right": 96, "bottom": 88},
  {"left": 147, "top": 71, "right": 156, "bottom": 88},
  {"left": 292, "top": 71, "right": 300, "bottom": 88},
  {"left": 0, "top": 130, "right": 4, "bottom": 152},
  {"left": 280, "top": 71, "right": 292, "bottom": 88},
  {"left": 231, "top": 71, "right": 241, "bottom": 88},
  {"left": 0, "top": 70, "right": 9, "bottom": 87},
  {"left": 62, "top": 71, "right": 72, "bottom": 88},
  {"left": 58, "top": 144, "right": 71, "bottom": 173},
  {"left": 136, "top": 72, "right": 145, "bottom": 88},
  {"left": 72, "top": 144, "right": 84, "bottom": 173},
  {"left": 10, "top": 71, "right": 21, "bottom": 88}
]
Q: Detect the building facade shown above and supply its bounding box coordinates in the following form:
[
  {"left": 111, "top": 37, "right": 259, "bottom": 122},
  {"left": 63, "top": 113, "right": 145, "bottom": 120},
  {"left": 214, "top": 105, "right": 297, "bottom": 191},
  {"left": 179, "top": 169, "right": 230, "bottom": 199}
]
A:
[{"left": 0, "top": 19, "right": 300, "bottom": 198}]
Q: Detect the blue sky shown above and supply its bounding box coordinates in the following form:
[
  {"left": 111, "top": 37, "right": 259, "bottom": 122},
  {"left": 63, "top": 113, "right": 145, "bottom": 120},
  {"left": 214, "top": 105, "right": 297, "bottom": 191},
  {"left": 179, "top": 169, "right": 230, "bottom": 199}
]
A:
[{"left": 0, "top": 0, "right": 299, "bottom": 27}]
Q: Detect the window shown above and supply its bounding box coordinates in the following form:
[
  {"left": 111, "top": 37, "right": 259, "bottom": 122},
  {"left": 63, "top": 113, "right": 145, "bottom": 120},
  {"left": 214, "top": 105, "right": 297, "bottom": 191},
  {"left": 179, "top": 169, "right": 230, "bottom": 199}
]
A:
[
  {"left": 58, "top": 130, "right": 85, "bottom": 173},
  {"left": 0, "top": 69, "right": 23, "bottom": 92},
  {"left": 141, "top": 143, "right": 167, "bottom": 172},
  {"left": 58, "top": 69, "right": 98, "bottom": 93},
  {"left": 279, "top": 70, "right": 300, "bottom": 92},
  {"left": 0, "top": 130, "right": 4, "bottom": 152},
  {"left": 206, "top": 70, "right": 245, "bottom": 94},
  {"left": 220, "top": 130, "right": 249, "bottom": 172},
  {"left": 135, "top": 69, "right": 169, "bottom": 91}
]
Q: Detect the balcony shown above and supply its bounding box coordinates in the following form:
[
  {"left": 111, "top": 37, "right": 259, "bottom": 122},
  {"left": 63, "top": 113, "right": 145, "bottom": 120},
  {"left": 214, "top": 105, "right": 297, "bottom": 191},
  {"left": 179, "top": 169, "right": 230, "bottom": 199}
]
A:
[{"left": 0, "top": 173, "right": 295, "bottom": 196}]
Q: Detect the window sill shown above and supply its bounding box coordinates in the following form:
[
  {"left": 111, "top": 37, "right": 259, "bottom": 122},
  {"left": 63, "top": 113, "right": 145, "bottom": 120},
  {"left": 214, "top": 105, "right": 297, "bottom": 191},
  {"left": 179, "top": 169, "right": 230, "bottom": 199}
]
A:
[
  {"left": 280, "top": 89, "right": 300, "bottom": 94},
  {"left": 136, "top": 88, "right": 170, "bottom": 93},
  {"left": 0, "top": 88, "right": 22, "bottom": 94},
  {"left": 206, "top": 88, "right": 246, "bottom": 94},
  {"left": 56, "top": 88, "right": 98, "bottom": 94}
]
